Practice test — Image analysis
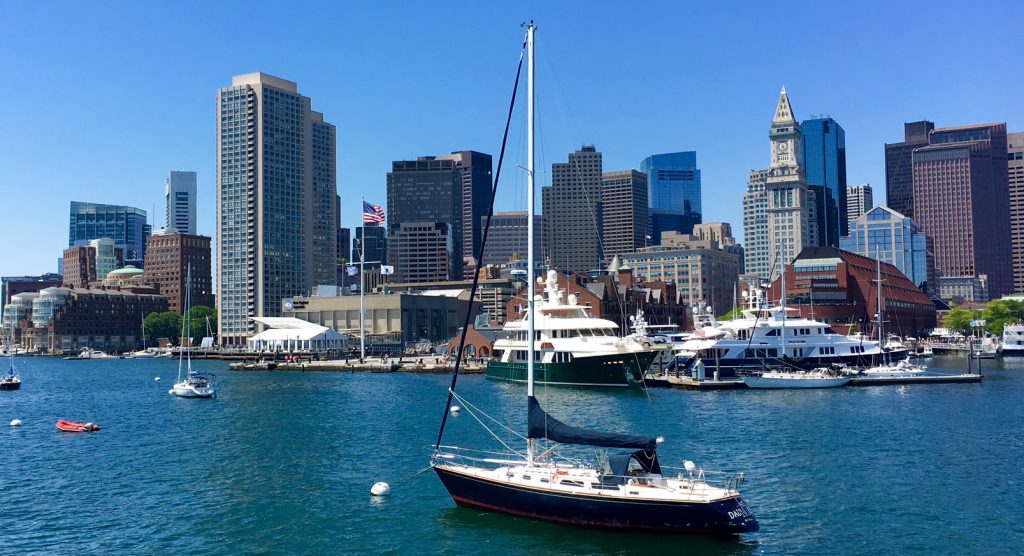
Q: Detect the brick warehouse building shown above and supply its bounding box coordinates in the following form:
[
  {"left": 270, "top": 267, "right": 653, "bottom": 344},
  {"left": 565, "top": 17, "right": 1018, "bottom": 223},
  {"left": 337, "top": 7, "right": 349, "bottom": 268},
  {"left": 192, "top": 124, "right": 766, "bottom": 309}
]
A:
[
  {"left": 143, "top": 232, "right": 214, "bottom": 314},
  {"left": 767, "top": 246, "right": 936, "bottom": 338}
]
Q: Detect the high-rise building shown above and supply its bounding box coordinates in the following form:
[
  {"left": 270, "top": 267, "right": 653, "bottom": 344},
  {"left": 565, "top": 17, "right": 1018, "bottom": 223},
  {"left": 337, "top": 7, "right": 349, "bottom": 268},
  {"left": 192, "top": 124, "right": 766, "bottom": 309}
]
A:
[
  {"left": 216, "top": 72, "right": 338, "bottom": 346},
  {"left": 479, "top": 212, "right": 545, "bottom": 266},
  {"left": 912, "top": 122, "right": 1012, "bottom": 297},
  {"left": 1008, "top": 132, "right": 1024, "bottom": 293},
  {"left": 840, "top": 206, "right": 934, "bottom": 291},
  {"left": 68, "top": 201, "right": 150, "bottom": 267},
  {"left": 601, "top": 170, "right": 648, "bottom": 258},
  {"left": 353, "top": 225, "right": 387, "bottom": 267},
  {"left": 62, "top": 246, "right": 96, "bottom": 288},
  {"left": 884, "top": 121, "right": 934, "bottom": 218},
  {"left": 387, "top": 222, "right": 454, "bottom": 284},
  {"left": 143, "top": 233, "right": 214, "bottom": 314},
  {"left": 742, "top": 169, "right": 770, "bottom": 279},
  {"left": 801, "top": 117, "right": 847, "bottom": 243},
  {"left": 542, "top": 145, "right": 603, "bottom": 272},
  {"left": 90, "top": 238, "right": 119, "bottom": 281},
  {"left": 846, "top": 183, "right": 873, "bottom": 225},
  {"left": 640, "top": 152, "right": 701, "bottom": 241},
  {"left": 165, "top": 171, "right": 197, "bottom": 234},
  {"left": 386, "top": 152, "right": 491, "bottom": 280},
  {"left": 764, "top": 88, "right": 816, "bottom": 278}
]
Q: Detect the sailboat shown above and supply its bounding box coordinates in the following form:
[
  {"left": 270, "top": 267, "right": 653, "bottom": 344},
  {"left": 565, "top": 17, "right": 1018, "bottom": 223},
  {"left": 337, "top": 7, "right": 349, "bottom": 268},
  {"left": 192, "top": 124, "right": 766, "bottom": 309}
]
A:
[
  {"left": 858, "top": 250, "right": 925, "bottom": 378},
  {"left": 430, "top": 23, "right": 758, "bottom": 534},
  {"left": 170, "top": 264, "right": 216, "bottom": 398},
  {"left": 1, "top": 324, "right": 21, "bottom": 391},
  {"left": 127, "top": 311, "right": 155, "bottom": 358}
]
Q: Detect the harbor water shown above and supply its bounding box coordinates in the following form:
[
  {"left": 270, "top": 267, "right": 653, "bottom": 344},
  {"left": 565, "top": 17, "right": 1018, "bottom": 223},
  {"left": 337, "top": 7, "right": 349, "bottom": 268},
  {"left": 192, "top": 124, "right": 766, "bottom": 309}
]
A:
[{"left": 2, "top": 356, "right": 1022, "bottom": 554}]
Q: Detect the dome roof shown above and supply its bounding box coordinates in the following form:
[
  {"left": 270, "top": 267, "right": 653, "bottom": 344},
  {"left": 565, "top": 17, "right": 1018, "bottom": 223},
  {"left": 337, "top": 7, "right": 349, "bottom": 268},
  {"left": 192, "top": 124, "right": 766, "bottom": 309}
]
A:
[{"left": 106, "top": 265, "right": 144, "bottom": 279}]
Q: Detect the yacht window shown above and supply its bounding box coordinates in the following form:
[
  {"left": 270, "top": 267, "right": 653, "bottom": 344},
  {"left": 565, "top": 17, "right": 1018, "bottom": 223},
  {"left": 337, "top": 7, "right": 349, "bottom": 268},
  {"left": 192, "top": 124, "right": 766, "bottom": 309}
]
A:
[
  {"left": 824, "top": 327, "right": 837, "bottom": 335},
  {"left": 560, "top": 480, "right": 584, "bottom": 487},
  {"left": 766, "top": 329, "right": 779, "bottom": 336},
  {"left": 492, "top": 350, "right": 503, "bottom": 359}
]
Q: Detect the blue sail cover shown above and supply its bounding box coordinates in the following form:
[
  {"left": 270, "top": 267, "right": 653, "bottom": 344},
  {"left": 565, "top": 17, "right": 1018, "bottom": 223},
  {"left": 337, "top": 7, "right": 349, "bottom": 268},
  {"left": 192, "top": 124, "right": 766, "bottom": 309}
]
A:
[{"left": 528, "top": 396, "right": 657, "bottom": 451}]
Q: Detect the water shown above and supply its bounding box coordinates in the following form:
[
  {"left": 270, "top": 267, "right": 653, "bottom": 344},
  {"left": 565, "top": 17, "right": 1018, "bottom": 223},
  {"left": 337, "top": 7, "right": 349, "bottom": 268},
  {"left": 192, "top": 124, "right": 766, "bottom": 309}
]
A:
[{"left": 1, "top": 356, "right": 1022, "bottom": 555}]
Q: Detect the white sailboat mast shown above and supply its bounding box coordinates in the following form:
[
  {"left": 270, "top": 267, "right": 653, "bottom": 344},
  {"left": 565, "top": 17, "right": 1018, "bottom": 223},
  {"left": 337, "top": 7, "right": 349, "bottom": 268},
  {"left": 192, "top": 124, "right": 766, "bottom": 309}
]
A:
[
  {"left": 526, "top": 21, "right": 536, "bottom": 465},
  {"left": 360, "top": 200, "right": 366, "bottom": 361}
]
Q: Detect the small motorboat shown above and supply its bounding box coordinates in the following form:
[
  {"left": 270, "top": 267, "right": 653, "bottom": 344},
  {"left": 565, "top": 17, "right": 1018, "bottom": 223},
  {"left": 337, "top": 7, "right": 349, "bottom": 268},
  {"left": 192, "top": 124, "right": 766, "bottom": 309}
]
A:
[
  {"left": 0, "top": 371, "right": 21, "bottom": 391},
  {"left": 56, "top": 420, "right": 101, "bottom": 432}
]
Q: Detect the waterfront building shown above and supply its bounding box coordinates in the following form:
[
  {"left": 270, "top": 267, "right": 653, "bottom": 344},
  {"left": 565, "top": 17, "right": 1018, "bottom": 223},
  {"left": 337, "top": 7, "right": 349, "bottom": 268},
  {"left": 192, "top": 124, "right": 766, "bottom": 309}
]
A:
[
  {"left": 385, "top": 277, "right": 524, "bottom": 324},
  {"left": 936, "top": 275, "right": 989, "bottom": 304},
  {"left": 282, "top": 291, "right": 476, "bottom": 353},
  {"left": 801, "top": 117, "right": 848, "bottom": 244},
  {"left": 542, "top": 145, "right": 604, "bottom": 273},
  {"left": 386, "top": 222, "right": 454, "bottom": 284},
  {"left": 601, "top": 170, "right": 649, "bottom": 258},
  {"left": 479, "top": 212, "right": 545, "bottom": 266},
  {"left": 143, "top": 233, "right": 214, "bottom": 314},
  {"left": 764, "top": 88, "right": 816, "bottom": 278},
  {"left": 884, "top": 121, "right": 934, "bottom": 218},
  {"left": 767, "top": 246, "right": 936, "bottom": 338},
  {"left": 68, "top": 201, "right": 150, "bottom": 267},
  {"left": 912, "top": 122, "right": 1012, "bottom": 297},
  {"left": 1, "top": 274, "right": 62, "bottom": 322},
  {"left": 840, "top": 206, "right": 935, "bottom": 291},
  {"left": 623, "top": 233, "right": 741, "bottom": 314},
  {"left": 640, "top": 152, "right": 702, "bottom": 240},
  {"left": 846, "top": 183, "right": 873, "bottom": 226},
  {"left": 1, "top": 292, "right": 39, "bottom": 345},
  {"left": 742, "top": 168, "right": 770, "bottom": 279},
  {"left": 216, "top": 72, "right": 338, "bottom": 346},
  {"left": 20, "top": 287, "right": 168, "bottom": 353},
  {"left": 165, "top": 171, "right": 197, "bottom": 234},
  {"left": 506, "top": 270, "right": 691, "bottom": 332},
  {"left": 386, "top": 152, "right": 491, "bottom": 280},
  {"left": 1008, "top": 132, "right": 1024, "bottom": 293},
  {"left": 62, "top": 246, "right": 97, "bottom": 288}
]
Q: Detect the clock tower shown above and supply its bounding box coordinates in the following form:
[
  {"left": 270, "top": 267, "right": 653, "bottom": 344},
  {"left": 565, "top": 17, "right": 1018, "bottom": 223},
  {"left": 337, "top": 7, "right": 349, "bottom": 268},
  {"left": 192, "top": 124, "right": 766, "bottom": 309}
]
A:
[{"left": 769, "top": 87, "right": 802, "bottom": 173}]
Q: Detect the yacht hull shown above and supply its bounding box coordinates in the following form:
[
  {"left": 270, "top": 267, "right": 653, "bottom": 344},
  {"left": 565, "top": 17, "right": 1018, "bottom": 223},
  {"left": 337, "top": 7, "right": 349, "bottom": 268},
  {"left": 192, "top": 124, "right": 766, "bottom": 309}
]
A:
[
  {"left": 741, "top": 376, "right": 849, "bottom": 389},
  {"left": 486, "top": 351, "right": 658, "bottom": 387},
  {"left": 433, "top": 465, "right": 758, "bottom": 535},
  {"left": 0, "top": 380, "right": 21, "bottom": 391},
  {"left": 171, "top": 383, "right": 216, "bottom": 398}
]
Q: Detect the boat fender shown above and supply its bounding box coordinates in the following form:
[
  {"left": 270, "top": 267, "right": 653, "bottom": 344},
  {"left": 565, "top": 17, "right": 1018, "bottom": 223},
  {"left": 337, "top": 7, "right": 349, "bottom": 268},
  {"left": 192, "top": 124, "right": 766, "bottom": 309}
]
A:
[
  {"left": 10, "top": 419, "right": 22, "bottom": 427},
  {"left": 450, "top": 405, "right": 460, "bottom": 415},
  {"left": 370, "top": 482, "right": 391, "bottom": 496}
]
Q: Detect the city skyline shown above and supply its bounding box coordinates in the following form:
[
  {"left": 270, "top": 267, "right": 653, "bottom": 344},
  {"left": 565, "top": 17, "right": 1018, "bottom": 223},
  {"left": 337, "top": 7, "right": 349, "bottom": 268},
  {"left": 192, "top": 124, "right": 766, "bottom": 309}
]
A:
[{"left": 2, "top": 2, "right": 1023, "bottom": 280}]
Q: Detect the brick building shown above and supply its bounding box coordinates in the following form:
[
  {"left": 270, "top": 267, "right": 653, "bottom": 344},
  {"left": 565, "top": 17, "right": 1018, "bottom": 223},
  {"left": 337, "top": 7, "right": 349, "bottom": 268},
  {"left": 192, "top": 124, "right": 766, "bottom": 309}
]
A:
[{"left": 143, "top": 233, "right": 214, "bottom": 314}]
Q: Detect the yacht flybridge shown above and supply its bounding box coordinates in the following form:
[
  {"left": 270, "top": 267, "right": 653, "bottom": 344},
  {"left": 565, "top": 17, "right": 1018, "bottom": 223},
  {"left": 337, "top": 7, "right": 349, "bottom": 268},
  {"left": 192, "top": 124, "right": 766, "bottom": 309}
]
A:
[
  {"left": 486, "top": 270, "right": 663, "bottom": 387},
  {"left": 677, "top": 283, "right": 893, "bottom": 377},
  {"left": 431, "top": 22, "right": 758, "bottom": 535}
]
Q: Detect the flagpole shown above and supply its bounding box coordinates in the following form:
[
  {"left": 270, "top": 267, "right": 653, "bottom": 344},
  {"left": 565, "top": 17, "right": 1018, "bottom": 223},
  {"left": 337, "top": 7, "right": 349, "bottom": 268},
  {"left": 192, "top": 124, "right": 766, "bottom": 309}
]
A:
[{"left": 360, "top": 197, "right": 366, "bottom": 361}]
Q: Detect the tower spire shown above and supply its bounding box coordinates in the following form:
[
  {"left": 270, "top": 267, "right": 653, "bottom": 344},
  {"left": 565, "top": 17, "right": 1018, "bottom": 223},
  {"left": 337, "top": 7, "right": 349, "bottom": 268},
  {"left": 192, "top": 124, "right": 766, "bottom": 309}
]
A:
[{"left": 772, "top": 86, "right": 796, "bottom": 126}]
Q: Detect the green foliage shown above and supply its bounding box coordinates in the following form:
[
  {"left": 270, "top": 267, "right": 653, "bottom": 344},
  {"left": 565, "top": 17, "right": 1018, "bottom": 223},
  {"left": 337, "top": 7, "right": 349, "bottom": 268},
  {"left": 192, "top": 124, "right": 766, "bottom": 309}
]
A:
[
  {"left": 717, "top": 308, "right": 744, "bottom": 321},
  {"left": 144, "top": 311, "right": 182, "bottom": 345},
  {"left": 848, "top": 323, "right": 859, "bottom": 335},
  {"left": 980, "top": 299, "right": 1024, "bottom": 335},
  {"left": 187, "top": 306, "right": 217, "bottom": 343},
  {"left": 942, "top": 305, "right": 979, "bottom": 334}
]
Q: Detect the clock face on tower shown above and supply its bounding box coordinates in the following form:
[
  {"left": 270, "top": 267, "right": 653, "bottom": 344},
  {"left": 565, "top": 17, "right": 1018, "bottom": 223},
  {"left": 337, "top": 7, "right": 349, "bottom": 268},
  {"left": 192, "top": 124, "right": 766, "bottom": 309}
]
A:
[{"left": 778, "top": 142, "right": 788, "bottom": 152}]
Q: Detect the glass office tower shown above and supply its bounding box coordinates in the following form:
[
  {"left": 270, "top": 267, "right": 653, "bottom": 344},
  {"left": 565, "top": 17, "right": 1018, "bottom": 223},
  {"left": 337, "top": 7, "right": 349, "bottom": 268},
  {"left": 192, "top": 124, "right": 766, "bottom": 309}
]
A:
[
  {"left": 68, "top": 201, "right": 149, "bottom": 267},
  {"left": 640, "top": 152, "right": 701, "bottom": 244},
  {"left": 800, "top": 117, "right": 847, "bottom": 246}
]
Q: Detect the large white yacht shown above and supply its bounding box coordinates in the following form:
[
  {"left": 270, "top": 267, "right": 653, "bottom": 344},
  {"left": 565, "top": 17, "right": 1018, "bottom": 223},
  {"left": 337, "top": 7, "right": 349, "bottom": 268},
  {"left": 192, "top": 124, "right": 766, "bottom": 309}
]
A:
[
  {"left": 1001, "top": 324, "right": 1024, "bottom": 356},
  {"left": 487, "top": 270, "right": 664, "bottom": 387},
  {"left": 677, "top": 285, "right": 895, "bottom": 377}
]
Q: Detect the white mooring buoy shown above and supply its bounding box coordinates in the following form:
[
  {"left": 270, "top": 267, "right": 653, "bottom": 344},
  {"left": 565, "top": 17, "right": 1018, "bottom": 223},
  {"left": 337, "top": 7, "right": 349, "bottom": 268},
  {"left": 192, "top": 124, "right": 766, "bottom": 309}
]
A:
[
  {"left": 450, "top": 405, "right": 461, "bottom": 415},
  {"left": 10, "top": 419, "right": 22, "bottom": 427},
  {"left": 168, "top": 389, "right": 174, "bottom": 395},
  {"left": 371, "top": 482, "right": 391, "bottom": 496},
  {"left": 154, "top": 377, "right": 161, "bottom": 382}
]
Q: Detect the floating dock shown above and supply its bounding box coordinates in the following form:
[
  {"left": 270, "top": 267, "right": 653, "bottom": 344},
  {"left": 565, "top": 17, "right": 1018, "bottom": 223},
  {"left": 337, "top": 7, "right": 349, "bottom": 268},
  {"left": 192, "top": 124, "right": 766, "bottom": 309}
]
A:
[
  {"left": 645, "top": 375, "right": 746, "bottom": 390},
  {"left": 847, "top": 374, "right": 982, "bottom": 386},
  {"left": 228, "top": 359, "right": 485, "bottom": 374}
]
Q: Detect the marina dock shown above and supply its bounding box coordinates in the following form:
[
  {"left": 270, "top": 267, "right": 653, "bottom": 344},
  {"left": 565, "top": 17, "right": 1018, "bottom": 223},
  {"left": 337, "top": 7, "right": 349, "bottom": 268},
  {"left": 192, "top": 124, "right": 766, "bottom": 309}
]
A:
[
  {"left": 646, "top": 372, "right": 983, "bottom": 389},
  {"left": 847, "top": 373, "right": 982, "bottom": 386},
  {"left": 228, "top": 357, "right": 485, "bottom": 374},
  {"left": 645, "top": 375, "right": 746, "bottom": 390}
]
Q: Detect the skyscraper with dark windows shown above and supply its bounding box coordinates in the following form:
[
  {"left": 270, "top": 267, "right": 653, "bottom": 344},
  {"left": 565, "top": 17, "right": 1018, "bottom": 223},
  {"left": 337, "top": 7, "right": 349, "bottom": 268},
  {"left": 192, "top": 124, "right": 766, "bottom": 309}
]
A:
[
  {"left": 386, "top": 151, "right": 492, "bottom": 280},
  {"left": 1009, "top": 132, "right": 1024, "bottom": 293},
  {"left": 885, "top": 120, "right": 934, "bottom": 218},
  {"left": 352, "top": 225, "right": 387, "bottom": 267},
  {"left": 542, "top": 145, "right": 604, "bottom": 272},
  {"left": 601, "top": 170, "right": 648, "bottom": 258},
  {"left": 800, "top": 117, "right": 847, "bottom": 245},
  {"left": 912, "top": 122, "right": 1012, "bottom": 297},
  {"left": 640, "top": 152, "right": 701, "bottom": 242},
  {"left": 216, "top": 72, "right": 338, "bottom": 346},
  {"left": 68, "top": 201, "right": 150, "bottom": 268},
  {"left": 165, "top": 171, "right": 197, "bottom": 234}
]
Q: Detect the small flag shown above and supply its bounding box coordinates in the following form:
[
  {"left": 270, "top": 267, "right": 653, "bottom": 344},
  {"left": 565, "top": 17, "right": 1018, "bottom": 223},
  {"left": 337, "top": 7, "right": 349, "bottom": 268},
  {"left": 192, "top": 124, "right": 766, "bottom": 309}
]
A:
[
  {"left": 380, "top": 265, "right": 395, "bottom": 275},
  {"left": 346, "top": 265, "right": 359, "bottom": 276},
  {"left": 363, "top": 201, "right": 385, "bottom": 224}
]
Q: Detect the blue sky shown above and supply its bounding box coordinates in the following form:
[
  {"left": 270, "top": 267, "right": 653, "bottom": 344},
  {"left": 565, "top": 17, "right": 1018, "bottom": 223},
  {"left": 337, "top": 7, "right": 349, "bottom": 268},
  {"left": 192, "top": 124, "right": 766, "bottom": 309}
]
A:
[{"left": 1, "top": 1, "right": 1021, "bottom": 279}]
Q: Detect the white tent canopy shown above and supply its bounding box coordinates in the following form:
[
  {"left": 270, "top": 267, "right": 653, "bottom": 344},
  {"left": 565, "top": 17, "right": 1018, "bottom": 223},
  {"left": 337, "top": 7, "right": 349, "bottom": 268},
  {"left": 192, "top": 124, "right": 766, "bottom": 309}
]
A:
[{"left": 247, "top": 317, "right": 348, "bottom": 352}]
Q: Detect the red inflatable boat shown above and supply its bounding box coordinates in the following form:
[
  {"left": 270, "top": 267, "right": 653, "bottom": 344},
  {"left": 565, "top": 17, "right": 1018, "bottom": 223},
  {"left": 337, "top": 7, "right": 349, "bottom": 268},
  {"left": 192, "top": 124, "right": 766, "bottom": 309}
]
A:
[{"left": 56, "top": 420, "right": 101, "bottom": 432}]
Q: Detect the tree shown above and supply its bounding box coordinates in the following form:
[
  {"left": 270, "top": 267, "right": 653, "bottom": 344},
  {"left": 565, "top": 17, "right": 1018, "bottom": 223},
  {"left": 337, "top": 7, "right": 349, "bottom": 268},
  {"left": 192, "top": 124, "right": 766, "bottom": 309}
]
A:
[
  {"left": 187, "top": 305, "right": 217, "bottom": 343},
  {"left": 980, "top": 299, "right": 1024, "bottom": 335},
  {"left": 717, "top": 308, "right": 743, "bottom": 321},
  {"left": 144, "top": 311, "right": 182, "bottom": 345},
  {"left": 943, "top": 305, "right": 978, "bottom": 334},
  {"left": 849, "top": 323, "right": 860, "bottom": 335}
]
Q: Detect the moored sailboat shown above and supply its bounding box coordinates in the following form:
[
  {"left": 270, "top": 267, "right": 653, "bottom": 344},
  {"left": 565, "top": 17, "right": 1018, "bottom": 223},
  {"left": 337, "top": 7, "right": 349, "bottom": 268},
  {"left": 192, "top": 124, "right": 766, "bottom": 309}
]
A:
[
  {"left": 431, "top": 24, "right": 758, "bottom": 535},
  {"left": 170, "top": 264, "right": 216, "bottom": 398}
]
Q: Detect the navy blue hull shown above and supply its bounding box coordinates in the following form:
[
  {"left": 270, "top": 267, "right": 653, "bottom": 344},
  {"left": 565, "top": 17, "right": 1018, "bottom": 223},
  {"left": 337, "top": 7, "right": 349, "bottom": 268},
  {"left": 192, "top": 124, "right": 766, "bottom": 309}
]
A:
[{"left": 434, "top": 466, "right": 758, "bottom": 535}]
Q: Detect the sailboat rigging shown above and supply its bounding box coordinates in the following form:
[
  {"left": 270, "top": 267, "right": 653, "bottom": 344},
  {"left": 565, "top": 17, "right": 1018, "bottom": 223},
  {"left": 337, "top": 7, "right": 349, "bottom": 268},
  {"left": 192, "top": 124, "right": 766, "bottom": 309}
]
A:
[
  {"left": 170, "top": 264, "right": 217, "bottom": 398},
  {"left": 430, "top": 23, "right": 759, "bottom": 534}
]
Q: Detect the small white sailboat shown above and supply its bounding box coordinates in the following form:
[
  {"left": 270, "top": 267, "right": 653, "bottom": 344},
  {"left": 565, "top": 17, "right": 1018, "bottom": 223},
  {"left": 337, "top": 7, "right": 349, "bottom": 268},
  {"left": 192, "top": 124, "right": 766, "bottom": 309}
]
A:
[
  {"left": 742, "top": 367, "right": 850, "bottom": 389},
  {"left": 859, "top": 358, "right": 927, "bottom": 378},
  {"left": 171, "top": 264, "right": 216, "bottom": 398},
  {"left": 1, "top": 326, "right": 21, "bottom": 391}
]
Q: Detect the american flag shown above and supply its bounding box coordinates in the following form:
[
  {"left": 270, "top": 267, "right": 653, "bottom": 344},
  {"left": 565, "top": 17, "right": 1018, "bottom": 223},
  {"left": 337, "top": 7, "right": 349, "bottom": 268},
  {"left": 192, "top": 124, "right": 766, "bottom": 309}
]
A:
[{"left": 362, "top": 201, "right": 385, "bottom": 225}]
